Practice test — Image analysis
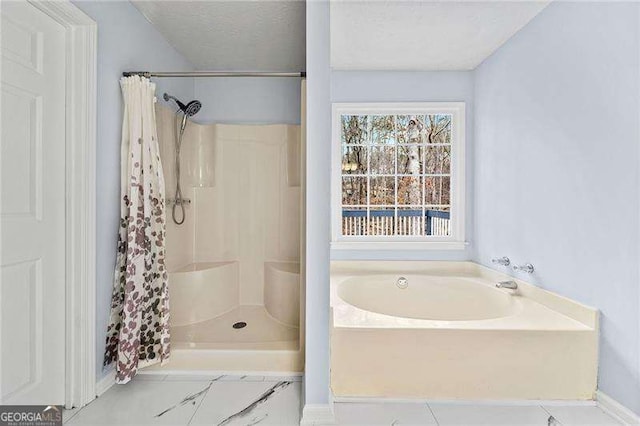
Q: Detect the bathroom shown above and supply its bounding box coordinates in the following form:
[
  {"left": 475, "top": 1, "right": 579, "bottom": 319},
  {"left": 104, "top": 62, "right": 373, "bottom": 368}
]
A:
[{"left": 0, "top": 0, "right": 639, "bottom": 425}]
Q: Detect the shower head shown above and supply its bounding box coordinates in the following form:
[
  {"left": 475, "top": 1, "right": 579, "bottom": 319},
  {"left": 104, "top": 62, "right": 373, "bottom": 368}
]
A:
[
  {"left": 163, "top": 93, "right": 201, "bottom": 117},
  {"left": 183, "top": 100, "right": 201, "bottom": 117}
]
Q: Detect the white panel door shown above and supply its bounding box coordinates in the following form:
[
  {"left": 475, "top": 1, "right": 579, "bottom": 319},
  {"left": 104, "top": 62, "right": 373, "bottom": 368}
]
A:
[{"left": 0, "top": 1, "right": 66, "bottom": 404}]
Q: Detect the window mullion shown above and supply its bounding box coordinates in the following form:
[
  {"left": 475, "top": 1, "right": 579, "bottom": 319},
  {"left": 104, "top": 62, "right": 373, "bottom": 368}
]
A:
[
  {"left": 366, "top": 115, "right": 371, "bottom": 236},
  {"left": 422, "top": 119, "right": 427, "bottom": 236},
  {"left": 393, "top": 115, "right": 399, "bottom": 236}
]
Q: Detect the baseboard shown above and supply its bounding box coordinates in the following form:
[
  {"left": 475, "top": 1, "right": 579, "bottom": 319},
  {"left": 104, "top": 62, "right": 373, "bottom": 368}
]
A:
[
  {"left": 137, "top": 369, "right": 303, "bottom": 377},
  {"left": 597, "top": 391, "right": 640, "bottom": 425},
  {"left": 96, "top": 369, "right": 116, "bottom": 397},
  {"left": 334, "top": 396, "right": 596, "bottom": 406},
  {"left": 300, "top": 403, "right": 336, "bottom": 425}
]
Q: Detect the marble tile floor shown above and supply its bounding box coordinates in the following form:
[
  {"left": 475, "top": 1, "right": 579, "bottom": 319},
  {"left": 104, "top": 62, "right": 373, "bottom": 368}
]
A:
[{"left": 63, "top": 375, "right": 623, "bottom": 426}]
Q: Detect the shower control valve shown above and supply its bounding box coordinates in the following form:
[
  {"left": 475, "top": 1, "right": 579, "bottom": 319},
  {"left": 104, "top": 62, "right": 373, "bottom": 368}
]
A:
[{"left": 168, "top": 198, "right": 191, "bottom": 206}]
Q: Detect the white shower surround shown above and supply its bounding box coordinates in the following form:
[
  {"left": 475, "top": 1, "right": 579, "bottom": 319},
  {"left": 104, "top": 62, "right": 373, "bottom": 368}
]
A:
[
  {"left": 169, "top": 261, "right": 239, "bottom": 327},
  {"left": 158, "top": 105, "right": 301, "bottom": 285},
  {"left": 154, "top": 105, "right": 303, "bottom": 373},
  {"left": 192, "top": 123, "right": 301, "bottom": 304}
]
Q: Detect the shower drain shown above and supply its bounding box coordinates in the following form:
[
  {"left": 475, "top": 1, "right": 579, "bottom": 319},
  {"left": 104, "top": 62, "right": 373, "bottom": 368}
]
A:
[{"left": 232, "top": 321, "right": 247, "bottom": 329}]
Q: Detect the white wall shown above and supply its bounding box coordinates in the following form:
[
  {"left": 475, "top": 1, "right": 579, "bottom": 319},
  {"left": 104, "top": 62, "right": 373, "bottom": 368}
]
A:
[
  {"left": 193, "top": 78, "right": 302, "bottom": 125},
  {"left": 330, "top": 71, "right": 474, "bottom": 261},
  {"left": 474, "top": 1, "right": 640, "bottom": 414},
  {"left": 72, "top": 0, "right": 196, "bottom": 381},
  {"left": 304, "top": 0, "right": 332, "bottom": 410}
]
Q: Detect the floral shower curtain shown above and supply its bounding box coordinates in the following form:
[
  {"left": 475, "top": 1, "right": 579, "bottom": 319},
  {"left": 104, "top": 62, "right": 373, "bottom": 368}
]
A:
[{"left": 104, "top": 76, "right": 170, "bottom": 384}]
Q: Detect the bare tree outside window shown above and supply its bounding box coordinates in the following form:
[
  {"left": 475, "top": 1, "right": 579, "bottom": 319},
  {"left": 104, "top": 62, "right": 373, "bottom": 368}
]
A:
[{"left": 340, "top": 113, "right": 453, "bottom": 237}]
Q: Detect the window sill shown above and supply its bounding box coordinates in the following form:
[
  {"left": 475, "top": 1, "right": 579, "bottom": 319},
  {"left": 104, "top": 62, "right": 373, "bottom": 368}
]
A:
[{"left": 330, "top": 241, "right": 468, "bottom": 251}]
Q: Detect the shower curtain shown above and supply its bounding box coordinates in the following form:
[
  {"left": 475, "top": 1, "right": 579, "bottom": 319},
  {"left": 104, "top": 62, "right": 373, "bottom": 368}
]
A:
[{"left": 103, "top": 76, "right": 170, "bottom": 384}]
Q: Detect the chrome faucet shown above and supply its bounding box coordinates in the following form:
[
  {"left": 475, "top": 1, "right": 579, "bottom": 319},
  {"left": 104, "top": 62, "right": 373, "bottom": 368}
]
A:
[
  {"left": 491, "top": 256, "right": 510, "bottom": 266},
  {"left": 496, "top": 280, "right": 518, "bottom": 290},
  {"left": 513, "top": 263, "right": 534, "bottom": 274}
]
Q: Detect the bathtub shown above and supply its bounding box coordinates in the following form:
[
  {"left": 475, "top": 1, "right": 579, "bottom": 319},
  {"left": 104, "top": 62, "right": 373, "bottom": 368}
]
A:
[{"left": 330, "top": 261, "right": 598, "bottom": 401}]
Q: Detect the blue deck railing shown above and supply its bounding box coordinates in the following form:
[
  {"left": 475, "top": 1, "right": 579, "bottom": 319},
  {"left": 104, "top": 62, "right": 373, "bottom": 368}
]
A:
[{"left": 342, "top": 209, "right": 450, "bottom": 236}]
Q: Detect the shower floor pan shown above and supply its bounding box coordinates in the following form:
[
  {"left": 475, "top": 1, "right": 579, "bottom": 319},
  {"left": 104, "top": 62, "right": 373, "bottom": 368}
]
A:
[
  {"left": 173, "top": 305, "right": 298, "bottom": 350},
  {"left": 144, "top": 305, "right": 302, "bottom": 374},
  {"left": 143, "top": 261, "right": 302, "bottom": 374}
]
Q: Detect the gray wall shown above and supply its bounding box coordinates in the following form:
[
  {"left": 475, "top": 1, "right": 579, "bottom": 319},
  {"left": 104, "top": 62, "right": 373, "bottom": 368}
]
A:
[
  {"left": 72, "top": 0, "right": 196, "bottom": 381},
  {"left": 330, "top": 70, "right": 474, "bottom": 261},
  {"left": 193, "top": 78, "right": 301, "bottom": 125},
  {"left": 473, "top": 1, "right": 640, "bottom": 413}
]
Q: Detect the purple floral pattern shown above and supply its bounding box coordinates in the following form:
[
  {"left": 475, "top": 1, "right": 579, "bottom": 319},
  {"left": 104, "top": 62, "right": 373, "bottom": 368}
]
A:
[{"left": 104, "top": 76, "right": 170, "bottom": 384}]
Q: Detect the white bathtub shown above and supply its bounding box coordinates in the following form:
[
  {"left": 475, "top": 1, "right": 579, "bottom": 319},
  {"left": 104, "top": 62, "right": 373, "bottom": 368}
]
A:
[
  {"left": 338, "top": 275, "right": 521, "bottom": 321},
  {"left": 331, "top": 261, "right": 598, "bottom": 401}
]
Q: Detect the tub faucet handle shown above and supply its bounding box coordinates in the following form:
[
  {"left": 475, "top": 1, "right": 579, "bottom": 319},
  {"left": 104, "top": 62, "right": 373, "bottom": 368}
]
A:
[
  {"left": 513, "top": 263, "right": 534, "bottom": 274},
  {"left": 491, "top": 257, "right": 510, "bottom": 266},
  {"left": 496, "top": 280, "right": 518, "bottom": 290}
]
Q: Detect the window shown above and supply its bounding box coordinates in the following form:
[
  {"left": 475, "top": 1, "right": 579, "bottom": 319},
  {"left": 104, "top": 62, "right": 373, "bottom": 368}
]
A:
[{"left": 331, "top": 103, "right": 465, "bottom": 249}]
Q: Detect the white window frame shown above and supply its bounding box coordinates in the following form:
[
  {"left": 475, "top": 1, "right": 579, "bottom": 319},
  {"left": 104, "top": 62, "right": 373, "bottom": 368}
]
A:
[{"left": 331, "top": 102, "right": 466, "bottom": 251}]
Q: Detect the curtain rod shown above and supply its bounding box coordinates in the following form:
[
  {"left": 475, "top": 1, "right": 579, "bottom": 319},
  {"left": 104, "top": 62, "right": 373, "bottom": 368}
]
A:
[{"left": 122, "top": 71, "right": 306, "bottom": 78}]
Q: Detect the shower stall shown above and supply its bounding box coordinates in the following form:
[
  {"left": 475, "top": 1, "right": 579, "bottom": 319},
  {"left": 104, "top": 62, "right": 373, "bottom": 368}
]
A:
[{"left": 139, "top": 72, "right": 305, "bottom": 374}]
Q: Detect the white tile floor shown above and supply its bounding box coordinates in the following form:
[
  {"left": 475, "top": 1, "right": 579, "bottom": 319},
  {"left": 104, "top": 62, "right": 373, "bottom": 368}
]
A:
[{"left": 64, "top": 375, "right": 623, "bottom": 426}]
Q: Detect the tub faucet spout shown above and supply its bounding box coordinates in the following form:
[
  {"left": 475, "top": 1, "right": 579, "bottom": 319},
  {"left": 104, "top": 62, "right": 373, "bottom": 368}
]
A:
[{"left": 496, "top": 280, "right": 518, "bottom": 290}]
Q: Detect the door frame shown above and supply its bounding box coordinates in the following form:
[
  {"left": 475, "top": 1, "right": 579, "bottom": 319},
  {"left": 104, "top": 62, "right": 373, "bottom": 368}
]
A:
[{"left": 25, "top": 0, "right": 97, "bottom": 409}]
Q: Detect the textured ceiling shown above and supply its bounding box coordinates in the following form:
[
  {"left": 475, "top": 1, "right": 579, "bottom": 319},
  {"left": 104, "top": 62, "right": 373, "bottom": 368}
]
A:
[
  {"left": 331, "top": 1, "right": 551, "bottom": 70},
  {"left": 131, "top": 0, "right": 306, "bottom": 71},
  {"left": 132, "top": 0, "right": 549, "bottom": 72}
]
